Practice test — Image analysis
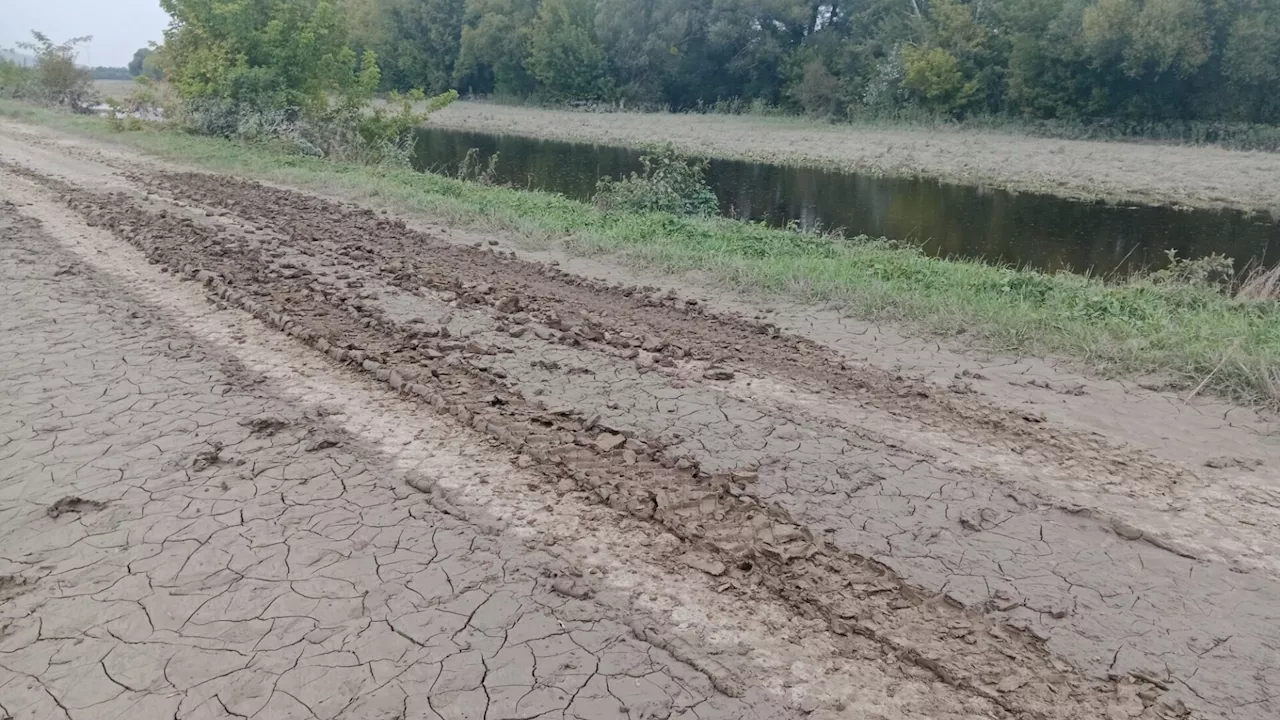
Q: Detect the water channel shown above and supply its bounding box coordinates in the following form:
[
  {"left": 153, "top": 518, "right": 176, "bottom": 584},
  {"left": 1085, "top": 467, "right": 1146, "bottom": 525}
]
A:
[{"left": 413, "top": 127, "right": 1280, "bottom": 276}]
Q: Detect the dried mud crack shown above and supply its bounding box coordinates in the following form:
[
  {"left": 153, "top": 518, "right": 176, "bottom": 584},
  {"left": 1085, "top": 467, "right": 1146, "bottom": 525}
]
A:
[
  {"left": 0, "top": 195, "right": 778, "bottom": 720},
  {"left": 2, "top": 149, "right": 1277, "bottom": 720}
]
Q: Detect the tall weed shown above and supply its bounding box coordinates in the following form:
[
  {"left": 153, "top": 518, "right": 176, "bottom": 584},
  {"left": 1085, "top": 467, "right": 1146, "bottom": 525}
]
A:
[
  {"left": 1238, "top": 265, "right": 1280, "bottom": 301},
  {"left": 456, "top": 148, "right": 501, "bottom": 185},
  {"left": 593, "top": 147, "right": 719, "bottom": 217}
]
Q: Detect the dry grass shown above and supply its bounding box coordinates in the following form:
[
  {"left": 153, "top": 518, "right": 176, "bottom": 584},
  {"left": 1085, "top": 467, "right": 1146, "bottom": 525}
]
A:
[
  {"left": 429, "top": 102, "right": 1280, "bottom": 216},
  {"left": 1238, "top": 265, "right": 1280, "bottom": 301}
]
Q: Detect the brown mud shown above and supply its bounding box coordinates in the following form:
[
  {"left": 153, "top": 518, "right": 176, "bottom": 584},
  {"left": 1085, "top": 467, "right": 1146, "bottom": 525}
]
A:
[{"left": 1, "top": 128, "right": 1277, "bottom": 719}]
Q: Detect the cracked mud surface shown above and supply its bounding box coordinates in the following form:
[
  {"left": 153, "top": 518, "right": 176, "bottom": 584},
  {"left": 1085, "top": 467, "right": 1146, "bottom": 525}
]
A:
[
  {"left": 0, "top": 121, "right": 1277, "bottom": 720},
  {"left": 0, "top": 207, "right": 780, "bottom": 720}
]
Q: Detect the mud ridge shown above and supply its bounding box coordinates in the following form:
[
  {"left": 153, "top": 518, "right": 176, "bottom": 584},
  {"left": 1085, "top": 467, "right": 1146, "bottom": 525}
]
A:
[
  {"left": 132, "top": 171, "right": 1188, "bottom": 494},
  {"left": 0, "top": 160, "right": 1184, "bottom": 720}
]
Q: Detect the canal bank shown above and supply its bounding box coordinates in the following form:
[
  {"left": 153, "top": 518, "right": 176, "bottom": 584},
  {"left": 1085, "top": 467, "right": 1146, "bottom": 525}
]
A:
[
  {"left": 4, "top": 100, "right": 1278, "bottom": 404},
  {"left": 429, "top": 101, "right": 1280, "bottom": 219},
  {"left": 414, "top": 126, "right": 1280, "bottom": 276}
]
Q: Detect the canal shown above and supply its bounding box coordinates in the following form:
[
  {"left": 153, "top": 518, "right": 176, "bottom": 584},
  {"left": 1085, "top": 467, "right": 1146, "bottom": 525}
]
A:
[{"left": 414, "top": 127, "right": 1279, "bottom": 276}]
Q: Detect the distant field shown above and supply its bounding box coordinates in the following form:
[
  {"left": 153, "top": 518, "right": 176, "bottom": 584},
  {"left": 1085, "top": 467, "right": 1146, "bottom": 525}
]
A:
[{"left": 94, "top": 79, "right": 138, "bottom": 99}]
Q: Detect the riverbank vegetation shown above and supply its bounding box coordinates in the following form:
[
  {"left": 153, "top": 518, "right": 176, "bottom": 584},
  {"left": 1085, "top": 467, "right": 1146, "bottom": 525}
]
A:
[
  {"left": 3, "top": 98, "right": 1278, "bottom": 405},
  {"left": 337, "top": 0, "right": 1280, "bottom": 148},
  {"left": 15, "top": 0, "right": 455, "bottom": 166},
  {"left": 3, "top": 0, "right": 1276, "bottom": 403},
  {"left": 427, "top": 101, "right": 1280, "bottom": 215}
]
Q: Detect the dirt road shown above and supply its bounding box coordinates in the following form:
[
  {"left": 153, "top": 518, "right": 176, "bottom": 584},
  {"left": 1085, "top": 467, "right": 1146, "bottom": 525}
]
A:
[{"left": 1, "top": 120, "right": 1278, "bottom": 720}]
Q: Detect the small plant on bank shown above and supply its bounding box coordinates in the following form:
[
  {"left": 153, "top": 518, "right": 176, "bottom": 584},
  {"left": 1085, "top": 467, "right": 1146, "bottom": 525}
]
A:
[
  {"left": 1145, "top": 250, "right": 1236, "bottom": 291},
  {"left": 593, "top": 146, "right": 719, "bottom": 217},
  {"left": 456, "top": 148, "right": 501, "bottom": 185},
  {"left": 302, "top": 84, "right": 459, "bottom": 167},
  {"left": 1238, "top": 265, "right": 1280, "bottom": 301}
]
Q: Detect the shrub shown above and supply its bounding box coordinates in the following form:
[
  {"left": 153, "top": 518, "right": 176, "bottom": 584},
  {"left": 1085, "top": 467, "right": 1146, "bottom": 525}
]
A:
[
  {"left": 0, "top": 58, "right": 32, "bottom": 99},
  {"left": 1145, "top": 249, "right": 1236, "bottom": 290},
  {"left": 593, "top": 147, "right": 719, "bottom": 217},
  {"left": 103, "top": 76, "right": 172, "bottom": 132},
  {"left": 300, "top": 88, "right": 458, "bottom": 166},
  {"left": 456, "top": 148, "right": 501, "bottom": 185},
  {"left": 174, "top": 59, "right": 457, "bottom": 168},
  {"left": 789, "top": 60, "right": 844, "bottom": 118},
  {"left": 17, "top": 32, "right": 95, "bottom": 111}
]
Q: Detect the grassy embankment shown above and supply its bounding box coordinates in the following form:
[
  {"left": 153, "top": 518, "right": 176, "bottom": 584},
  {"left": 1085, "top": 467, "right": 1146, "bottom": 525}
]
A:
[
  {"left": 3, "top": 99, "right": 1277, "bottom": 405},
  {"left": 429, "top": 102, "right": 1280, "bottom": 216}
]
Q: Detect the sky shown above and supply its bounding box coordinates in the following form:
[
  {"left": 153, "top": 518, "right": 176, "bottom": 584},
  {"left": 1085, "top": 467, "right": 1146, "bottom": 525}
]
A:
[{"left": 3, "top": 0, "right": 170, "bottom": 67}]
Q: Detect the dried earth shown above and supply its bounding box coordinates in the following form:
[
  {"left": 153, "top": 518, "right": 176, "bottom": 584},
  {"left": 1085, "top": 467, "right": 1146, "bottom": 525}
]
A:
[
  {"left": 1, "top": 119, "right": 1278, "bottom": 720},
  {"left": 430, "top": 101, "right": 1280, "bottom": 215}
]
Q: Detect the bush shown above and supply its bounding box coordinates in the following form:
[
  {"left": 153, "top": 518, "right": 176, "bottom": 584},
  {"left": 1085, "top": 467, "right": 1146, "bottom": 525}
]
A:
[
  {"left": 103, "top": 76, "right": 171, "bottom": 132},
  {"left": 593, "top": 147, "right": 719, "bottom": 217},
  {"left": 456, "top": 148, "right": 501, "bottom": 185},
  {"left": 789, "top": 60, "right": 844, "bottom": 118},
  {"left": 177, "top": 98, "right": 294, "bottom": 141},
  {"left": 0, "top": 59, "right": 32, "bottom": 99},
  {"left": 17, "top": 32, "right": 95, "bottom": 111},
  {"left": 297, "top": 88, "right": 459, "bottom": 166},
  {"left": 1144, "top": 249, "right": 1236, "bottom": 291},
  {"left": 176, "top": 80, "right": 457, "bottom": 167}
]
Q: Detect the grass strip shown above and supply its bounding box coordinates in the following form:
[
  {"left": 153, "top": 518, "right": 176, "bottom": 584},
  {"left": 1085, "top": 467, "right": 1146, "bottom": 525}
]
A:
[{"left": 5, "top": 99, "right": 1277, "bottom": 405}]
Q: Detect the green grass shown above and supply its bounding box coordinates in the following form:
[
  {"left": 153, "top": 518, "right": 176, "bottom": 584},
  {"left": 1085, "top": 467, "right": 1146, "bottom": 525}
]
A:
[{"left": 4, "top": 99, "right": 1278, "bottom": 405}]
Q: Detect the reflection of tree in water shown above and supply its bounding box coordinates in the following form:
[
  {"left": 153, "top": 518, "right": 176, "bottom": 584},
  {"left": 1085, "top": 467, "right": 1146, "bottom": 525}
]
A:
[{"left": 413, "top": 128, "right": 1280, "bottom": 276}]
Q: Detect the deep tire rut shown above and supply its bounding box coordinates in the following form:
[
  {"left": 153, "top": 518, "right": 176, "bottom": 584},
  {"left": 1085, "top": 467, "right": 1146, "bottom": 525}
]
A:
[{"left": 5, "top": 159, "right": 1252, "bottom": 719}]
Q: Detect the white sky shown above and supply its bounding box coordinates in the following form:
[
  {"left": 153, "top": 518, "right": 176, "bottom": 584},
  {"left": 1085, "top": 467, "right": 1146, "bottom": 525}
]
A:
[{"left": 3, "top": 0, "right": 170, "bottom": 67}]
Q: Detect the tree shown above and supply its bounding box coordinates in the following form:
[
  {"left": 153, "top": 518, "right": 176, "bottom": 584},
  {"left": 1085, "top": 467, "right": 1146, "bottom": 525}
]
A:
[
  {"left": 1217, "top": 0, "right": 1280, "bottom": 121},
  {"left": 594, "top": 0, "right": 731, "bottom": 106},
  {"left": 354, "top": 0, "right": 464, "bottom": 93},
  {"left": 705, "top": 0, "right": 814, "bottom": 105},
  {"left": 1126, "top": 0, "right": 1211, "bottom": 77},
  {"left": 525, "top": 0, "right": 610, "bottom": 101},
  {"left": 159, "top": 0, "right": 358, "bottom": 110},
  {"left": 1081, "top": 0, "right": 1215, "bottom": 118},
  {"left": 788, "top": 59, "right": 843, "bottom": 115},
  {"left": 902, "top": 45, "right": 976, "bottom": 111},
  {"left": 16, "top": 32, "right": 95, "bottom": 110},
  {"left": 128, "top": 47, "right": 153, "bottom": 76},
  {"left": 296, "top": 0, "right": 1280, "bottom": 125},
  {"left": 92, "top": 67, "right": 132, "bottom": 80},
  {"left": 455, "top": 0, "right": 539, "bottom": 96}
]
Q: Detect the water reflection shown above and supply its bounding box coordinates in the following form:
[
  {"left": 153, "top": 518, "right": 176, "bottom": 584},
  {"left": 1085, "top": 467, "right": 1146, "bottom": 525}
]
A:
[{"left": 414, "top": 127, "right": 1279, "bottom": 276}]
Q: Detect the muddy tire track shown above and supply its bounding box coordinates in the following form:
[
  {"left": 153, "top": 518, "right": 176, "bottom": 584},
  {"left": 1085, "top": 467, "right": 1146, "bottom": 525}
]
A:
[{"left": 6, "top": 158, "right": 1270, "bottom": 719}]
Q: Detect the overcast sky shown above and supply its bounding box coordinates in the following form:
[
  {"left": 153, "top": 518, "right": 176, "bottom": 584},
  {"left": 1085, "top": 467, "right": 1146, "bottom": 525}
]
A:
[{"left": 3, "top": 0, "right": 170, "bottom": 67}]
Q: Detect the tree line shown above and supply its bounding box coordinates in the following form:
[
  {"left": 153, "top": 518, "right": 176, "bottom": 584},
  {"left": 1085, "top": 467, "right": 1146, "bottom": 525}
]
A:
[{"left": 339, "top": 0, "right": 1280, "bottom": 125}]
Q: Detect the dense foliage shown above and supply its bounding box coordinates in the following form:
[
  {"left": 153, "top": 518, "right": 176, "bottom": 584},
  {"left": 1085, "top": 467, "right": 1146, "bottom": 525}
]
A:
[
  {"left": 128, "top": 48, "right": 164, "bottom": 79},
  {"left": 593, "top": 147, "right": 721, "bottom": 216},
  {"left": 341, "top": 0, "right": 1280, "bottom": 125},
  {"left": 2, "top": 33, "right": 96, "bottom": 111},
  {"left": 156, "top": 0, "right": 455, "bottom": 164},
  {"left": 0, "top": 60, "right": 31, "bottom": 100}
]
